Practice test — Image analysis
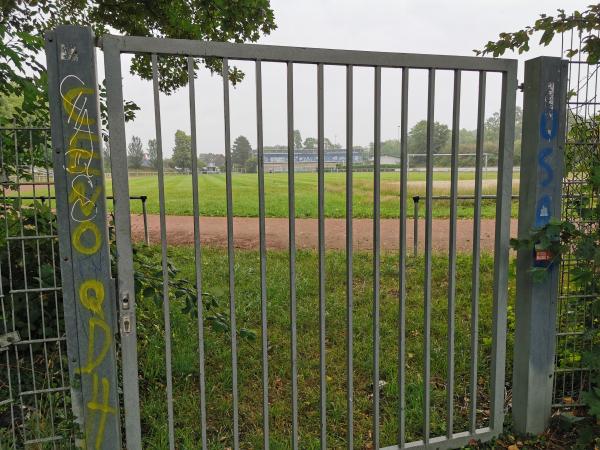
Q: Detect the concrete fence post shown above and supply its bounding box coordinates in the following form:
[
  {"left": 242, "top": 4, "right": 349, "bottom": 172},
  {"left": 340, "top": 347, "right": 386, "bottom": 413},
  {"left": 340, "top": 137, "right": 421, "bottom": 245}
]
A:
[
  {"left": 512, "top": 56, "right": 568, "bottom": 434},
  {"left": 45, "top": 26, "right": 121, "bottom": 449}
]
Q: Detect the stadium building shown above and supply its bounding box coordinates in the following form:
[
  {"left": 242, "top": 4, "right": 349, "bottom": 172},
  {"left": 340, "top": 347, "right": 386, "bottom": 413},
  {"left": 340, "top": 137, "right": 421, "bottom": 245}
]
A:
[{"left": 263, "top": 149, "right": 366, "bottom": 172}]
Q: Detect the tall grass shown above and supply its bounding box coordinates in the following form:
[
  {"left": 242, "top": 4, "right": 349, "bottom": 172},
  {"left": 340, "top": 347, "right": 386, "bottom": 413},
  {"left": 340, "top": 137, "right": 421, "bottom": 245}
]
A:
[{"left": 136, "top": 247, "right": 515, "bottom": 449}]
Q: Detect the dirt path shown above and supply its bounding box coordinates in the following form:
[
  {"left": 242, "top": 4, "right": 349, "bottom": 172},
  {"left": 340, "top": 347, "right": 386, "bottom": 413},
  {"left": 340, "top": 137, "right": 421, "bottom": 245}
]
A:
[{"left": 130, "top": 214, "right": 517, "bottom": 252}]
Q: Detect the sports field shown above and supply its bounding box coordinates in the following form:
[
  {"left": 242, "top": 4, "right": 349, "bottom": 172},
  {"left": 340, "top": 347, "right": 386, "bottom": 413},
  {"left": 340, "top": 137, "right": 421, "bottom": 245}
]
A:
[{"left": 110, "top": 170, "right": 520, "bottom": 219}]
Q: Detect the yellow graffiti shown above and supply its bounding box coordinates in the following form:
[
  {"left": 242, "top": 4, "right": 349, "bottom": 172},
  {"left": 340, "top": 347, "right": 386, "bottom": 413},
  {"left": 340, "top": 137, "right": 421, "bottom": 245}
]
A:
[
  {"left": 62, "top": 76, "right": 116, "bottom": 449},
  {"left": 86, "top": 373, "right": 117, "bottom": 450},
  {"left": 66, "top": 149, "right": 101, "bottom": 176},
  {"left": 65, "top": 131, "right": 99, "bottom": 175},
  {"left": 69, "top": 180, "right": 103, "bottom": 217},
  {"left": 62, "top": 86, "right": 96, "bottom": 126},
  {"left": 79, "top": 280, "right": 105, "bottom": 319},
  {"left": 76, "top": 316, "right": 112, "bottom": 375},
  {"left": 72, "top": 221, "right": 101, "bottom": 255}
]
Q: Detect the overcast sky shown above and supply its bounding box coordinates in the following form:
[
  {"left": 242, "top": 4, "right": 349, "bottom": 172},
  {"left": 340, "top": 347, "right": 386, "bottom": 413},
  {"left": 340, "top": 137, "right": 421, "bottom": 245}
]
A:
[{"left": 99, "top": 0, "right": 591, "bottom": 157}]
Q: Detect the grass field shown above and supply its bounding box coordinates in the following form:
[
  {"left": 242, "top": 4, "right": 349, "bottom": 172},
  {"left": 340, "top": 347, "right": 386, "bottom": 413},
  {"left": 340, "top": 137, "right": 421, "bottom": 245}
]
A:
[
  {"left": 108, "top": 171, "right": 520, "bottom": 219},
  {"left": 136, "top": 246, "right": 515, "bottom": 449}
]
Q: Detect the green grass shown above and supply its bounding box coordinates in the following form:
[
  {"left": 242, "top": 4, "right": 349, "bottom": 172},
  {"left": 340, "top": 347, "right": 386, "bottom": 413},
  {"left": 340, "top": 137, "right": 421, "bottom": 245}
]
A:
[
  {"left": 108, "top": 171, "right": 520, "bottom": 219},
  {"left": 136, "top": 247, "right": 515, "bottom": 449}
]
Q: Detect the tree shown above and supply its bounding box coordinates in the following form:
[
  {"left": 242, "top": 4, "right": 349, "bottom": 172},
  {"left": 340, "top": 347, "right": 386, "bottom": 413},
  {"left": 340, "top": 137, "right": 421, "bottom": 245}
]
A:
[
  {"left": 303, "top": 137, "right": 317, "bottom": 149},
  {"left": 232, "top": 135, "right": 252, "bottom": 170},
  {"left": 172, "top": 130, "right": 192, "bottom": 170},
  {"left": 483, "top": 106, "right": 523, "bottom": 147},
  {"left": 301, "top": 136, "right": 341, "bottom": 151},
  {"left": 407, "top": 120, "right": 450, "bottom": 154},
  {"left": 127, "top": 136, "right": 144, "bottom": 169},
  {"left": 381, "top": 139, "right": 401, "bottom": 157},
  {"left": 0, "top": 93, "right": 21, "bottom": 123},
  {"left": 324, "top": 137, "right": 342, "bottom": 150},
  {"left": 1, "top": 1, "right": 276, "bottom": 123},
  {"left": 147, "top": 139, "right": 159, "bottom": 170},
  {"left": 245, "top": 157, "right": 258, "bottom": 173},
  {"left": 294, "top": 130, "right": 303, "bottom": 150},
  {"left": 477, "top": 5, "right": 600, "bottom": 64}
]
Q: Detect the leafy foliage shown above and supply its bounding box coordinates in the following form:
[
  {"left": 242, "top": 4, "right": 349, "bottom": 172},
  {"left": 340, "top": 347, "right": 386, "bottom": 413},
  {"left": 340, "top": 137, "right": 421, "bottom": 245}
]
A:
[
  {"left": 510, "top": 112, "right": 600, "bottom": 428},
  {"left": 0, "top": 0, "right": 276, "bottom": 123},
  {"left": 121, "top": 244, "right": 255, "bottom": 341},
  {"left": 0, "top": 198, "right": 59, "bottom": 342},
  {"left": 476, "top": 4, "right": 600, "bottom": 64}
]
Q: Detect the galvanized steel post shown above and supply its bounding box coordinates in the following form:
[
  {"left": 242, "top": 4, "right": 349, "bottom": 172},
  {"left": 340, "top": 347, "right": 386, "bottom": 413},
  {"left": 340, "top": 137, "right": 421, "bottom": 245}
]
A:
[
  {"left": 45, "top": 26, "right": 121, "bottom": 449},
  {"left": 513, "top": 56, "right": 568, "bottom": 434}
]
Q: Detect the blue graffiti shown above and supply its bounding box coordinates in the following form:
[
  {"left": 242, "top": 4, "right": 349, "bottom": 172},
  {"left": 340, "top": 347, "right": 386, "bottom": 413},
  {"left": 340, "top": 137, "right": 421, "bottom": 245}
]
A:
[
  {"left": 538, "top": 147, "right": 554, "bottom": 187},
  {"left": 539, "top": 109, "right": 559, "bottom": 141},
  {"left": 535, "top": 195, "right": 552, "bottom": 227}
]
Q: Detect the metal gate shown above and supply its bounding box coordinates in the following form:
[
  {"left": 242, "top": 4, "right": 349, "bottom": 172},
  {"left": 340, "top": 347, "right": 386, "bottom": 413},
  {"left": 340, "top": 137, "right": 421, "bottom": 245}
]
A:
[{"left": 45, "top": 25, "right": 517, "bottom": 449}]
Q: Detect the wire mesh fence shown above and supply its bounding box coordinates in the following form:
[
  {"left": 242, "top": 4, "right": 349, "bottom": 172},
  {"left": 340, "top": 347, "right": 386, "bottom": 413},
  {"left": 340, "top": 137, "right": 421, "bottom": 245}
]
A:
[
  {"left": 0, "top": 125, "right": 152, "bottom": 448},
  {"left": 553, "top": 27, "right": 600, "bottom": 407},
  {"left": 0, "top": 126, "right": 74, "bottom": 448}
]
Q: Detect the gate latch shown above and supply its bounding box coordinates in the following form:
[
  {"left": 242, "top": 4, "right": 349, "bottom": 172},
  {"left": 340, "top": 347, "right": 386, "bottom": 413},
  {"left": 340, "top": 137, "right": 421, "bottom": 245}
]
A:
[
  {"left": 121, "top": 292, "right": 132, "bottom": 334},
  {"left": 0, "top": 331, "right": 21, "bottom": 351}
]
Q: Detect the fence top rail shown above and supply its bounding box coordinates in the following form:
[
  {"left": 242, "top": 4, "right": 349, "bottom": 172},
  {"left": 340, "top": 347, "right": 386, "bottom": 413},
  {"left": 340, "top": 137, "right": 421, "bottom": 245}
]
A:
[
  {"left": 98, "top": 34, "right": 517, "bottom": 73},
  {"left": 0, "top": 126, "right": 50, "bottom": 131}
]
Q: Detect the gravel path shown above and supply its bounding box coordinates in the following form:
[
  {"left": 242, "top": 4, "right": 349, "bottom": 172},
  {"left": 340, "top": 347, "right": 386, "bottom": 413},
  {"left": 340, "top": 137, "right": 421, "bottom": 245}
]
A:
[{"left": 130, "top": 214, "right": 517, "bottom": 252}]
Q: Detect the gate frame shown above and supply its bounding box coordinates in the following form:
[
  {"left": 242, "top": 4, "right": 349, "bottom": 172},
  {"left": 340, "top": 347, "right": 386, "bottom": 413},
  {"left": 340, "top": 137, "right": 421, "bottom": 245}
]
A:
[{"left": 99, "top": 32, "right": 517, "bottom": 450}]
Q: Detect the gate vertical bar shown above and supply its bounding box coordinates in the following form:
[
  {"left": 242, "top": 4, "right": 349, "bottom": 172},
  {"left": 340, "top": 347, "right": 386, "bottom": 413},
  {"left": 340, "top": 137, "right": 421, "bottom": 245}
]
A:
[
  {"left": 222, "top": 57, "right": 241, "bottom": 450},
  {"left": 372, "top": 66, "right": 382, "bottom": 450},
  {"left": 256, "top": 60, "right": 270, "bottom": 449},
  {"left": 470, "top": 71, "right": 486, "bottom": 433},
  {"left": 187, "top": 57, "right": 209, "bottom": 449},
  {"left": 345, "top": 64, "right": 354, "bottom": 450},
  {"left": 423, "top": 68, "right": 435, "bottom": 444},
  {"left": 287, "top": 61, "right": 299, "bottom": 450},
  {"left": 446, "top": 69, "right": 461, "bottom": 439},
  {"left": 512, "top": 56, "right": 567, "bottom": 434},
  {"left": 151, "top": 54, "right": 176, "bottom": 450},
  {"left": 45, "top": 25, "right": 121, "bottom": 449},
  {"left": 398, "top": 67, "right": 409, "bottom": 448},
  {"left": 490, "top": 59, "right": 517, "bottom": 433},
  {"left": 103, "top": 35, "right": 143, "bottom": 450},
  {"left": 317, "top": 62, "right": 327, "bottom": 450}
]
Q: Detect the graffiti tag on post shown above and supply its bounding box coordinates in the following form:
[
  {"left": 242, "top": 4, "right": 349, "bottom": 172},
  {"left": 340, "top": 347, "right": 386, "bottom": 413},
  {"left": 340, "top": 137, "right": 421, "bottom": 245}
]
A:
[{"left": 46, "top": 26, "right": 120, "bottom": 450}]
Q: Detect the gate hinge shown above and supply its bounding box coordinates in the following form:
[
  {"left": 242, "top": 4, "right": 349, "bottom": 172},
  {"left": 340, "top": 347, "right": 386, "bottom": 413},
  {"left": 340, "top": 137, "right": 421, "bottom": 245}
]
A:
[
  {"left": 517, "top": 81, "right": 525, "bottom": 92},
  {"left": 0, "top": 331, "right": 21, "bottom": 351}
]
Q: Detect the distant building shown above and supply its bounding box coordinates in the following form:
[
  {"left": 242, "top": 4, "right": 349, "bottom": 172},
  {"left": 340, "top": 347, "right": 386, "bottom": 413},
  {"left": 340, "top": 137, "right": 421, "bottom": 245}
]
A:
[
  {"left": 380, "top": 155, "right": 401, "bottom": 165},
  {"left": 201, "top": 162, "right": 220, "bottom": 174},
  {"left": 140, "top": 153, "right": 153, "bottom": 168},
  {"left": 263, "top": 149, "right": 365, "bottom": 171}
]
